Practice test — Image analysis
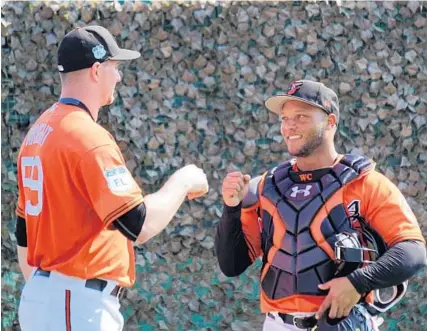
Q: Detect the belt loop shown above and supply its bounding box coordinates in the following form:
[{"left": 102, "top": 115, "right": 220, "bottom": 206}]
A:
[
  {"left": 102, "top": 280, "right": 118, "bottom": 297},
  {"left": 30, "top": 268, "right": 37, "bottom": 278}
]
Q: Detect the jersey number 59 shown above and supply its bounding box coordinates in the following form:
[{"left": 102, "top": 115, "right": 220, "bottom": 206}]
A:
[{"left": 21, "top": 156, "right": 44, "bottom": 216}]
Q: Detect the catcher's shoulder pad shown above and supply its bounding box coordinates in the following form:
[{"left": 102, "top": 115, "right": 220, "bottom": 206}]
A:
[
  {"left": 340, "top": 154, "right": 375, "bottom": 174},
  {"left": 242, "top": 175, "right": 262, "bottom": 208}
]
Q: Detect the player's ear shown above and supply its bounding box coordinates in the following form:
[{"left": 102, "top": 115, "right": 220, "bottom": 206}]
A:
[
  {"left": 90, "top": 62, "right": 101, "bottom": 82},
  {"left": 326, "top": 113, "right": 337, "bottom": 130}
]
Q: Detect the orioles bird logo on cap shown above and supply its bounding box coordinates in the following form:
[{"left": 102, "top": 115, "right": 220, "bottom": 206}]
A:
[{"left": 287, "top": 81, "right": 303, "bottom": 95}]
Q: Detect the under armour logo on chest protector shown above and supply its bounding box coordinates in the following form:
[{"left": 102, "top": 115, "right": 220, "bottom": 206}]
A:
[
  {"left": 290, "top": 185, "right": 313, "bottom": 198},
  {"left": 286, "top": 183, "right": 320, "bottom": 203}
]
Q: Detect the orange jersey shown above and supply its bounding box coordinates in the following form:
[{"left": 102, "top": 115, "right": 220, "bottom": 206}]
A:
[
  {"left": 240, "top": 155, "right": 425, "bottom": 313},
  {"left": 16, "top": 102, "right": 143, "bottom": 287}
]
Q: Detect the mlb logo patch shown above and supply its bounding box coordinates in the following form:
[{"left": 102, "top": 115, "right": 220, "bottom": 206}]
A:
[
  {"left": 92, "top": 44, "right": 107, "bottom": 60},
  {"left": 104, "top": 165, "right": 132, "bottom": 193}
]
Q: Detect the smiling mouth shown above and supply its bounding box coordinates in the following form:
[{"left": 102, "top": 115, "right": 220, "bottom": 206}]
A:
[{"left": 287, "top": 134, "right": 302, "bottom": 141}]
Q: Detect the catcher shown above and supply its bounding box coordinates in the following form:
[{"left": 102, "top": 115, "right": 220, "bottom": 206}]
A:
[{"left": 215, "top": 80, "right": 426, "bottom": 330}]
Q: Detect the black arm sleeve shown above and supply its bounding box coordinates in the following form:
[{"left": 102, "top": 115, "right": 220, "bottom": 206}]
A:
[
  {"left": 15, "top": 216, "right": 27, "bottom": 247},
  {"left": 112, "top": 202, "right": 146, "bottom": 241},
  {"left": 348, "top": 240, "right": 427, "bottom": 294},
  {"left": 214, "top": 203, "right": 252, "bottom": 277}
]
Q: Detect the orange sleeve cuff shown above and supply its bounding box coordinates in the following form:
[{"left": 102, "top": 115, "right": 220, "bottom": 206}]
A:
[
  {"left": 387, "top": 233, "right": 426, "bottom": 246},
  {"left": 103, "top": 195, "right": 144, "bottom": 226}
]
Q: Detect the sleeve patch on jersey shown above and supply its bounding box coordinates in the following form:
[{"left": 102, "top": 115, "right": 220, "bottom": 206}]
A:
[{"left": 104, "top": 166, "right": 132, "bottom": 193}]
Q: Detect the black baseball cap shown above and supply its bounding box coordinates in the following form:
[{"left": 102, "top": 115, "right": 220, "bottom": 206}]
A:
[
  {"left": 265, "top": 80, "right": 340, "bottom": 121},
  {"left": 57, "top": 25, "right": 141, "bottom": 73}
]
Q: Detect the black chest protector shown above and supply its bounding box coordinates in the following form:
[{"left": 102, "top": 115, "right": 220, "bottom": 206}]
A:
[{"left": 260, "top": 154, "right": 373, "bottom": 300}]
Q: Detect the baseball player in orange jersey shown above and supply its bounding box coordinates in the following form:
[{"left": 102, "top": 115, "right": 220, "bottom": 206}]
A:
[
  {"left": 15, "top": 25, "right": 209, "bottom": 331},
  {"left": 215, "top": 80, "right": 426, "bottom": 330}
]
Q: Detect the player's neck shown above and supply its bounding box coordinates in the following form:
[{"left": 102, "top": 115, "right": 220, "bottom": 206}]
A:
[
  {"left": 60, "top": 87, "right": 101, "bottom": 121},
  {"left": 294, "top": 144, "right": 338, "bottom": 171}
]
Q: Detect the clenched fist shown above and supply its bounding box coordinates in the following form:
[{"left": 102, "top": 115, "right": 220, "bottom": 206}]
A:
[
  {"left": 222, "top": 172, "right": 251, "bottom": 207},
  {"left": 173, "top": 164, "right": 209, "bottom": 200}
]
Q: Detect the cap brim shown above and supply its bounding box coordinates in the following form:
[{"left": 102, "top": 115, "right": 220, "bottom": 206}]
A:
[
  {"left": 265, "top": 95, "right": 326, "bottom": 115},
  {"left": 110, "top": 48, "right": 141, "bottom": 61}
]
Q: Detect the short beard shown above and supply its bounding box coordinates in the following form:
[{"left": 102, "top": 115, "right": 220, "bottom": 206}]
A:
[{"left": 290, "top": 128, "right": 325, "bottom": 157}]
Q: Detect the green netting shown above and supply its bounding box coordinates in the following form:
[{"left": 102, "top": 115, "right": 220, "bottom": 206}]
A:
[{"left": 1, "top": 1, "right": 426, "bottom": 330}]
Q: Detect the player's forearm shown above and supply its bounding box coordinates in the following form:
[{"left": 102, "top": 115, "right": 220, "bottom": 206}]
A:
[
  {"left": 215, "top": 203, "right": 252, "bottom": 277},
  {"left": 135, "top": 175, "right": 190, "bottom": 244},
  {"left": 17, "top": 245, "right": 33, "bottom": 281},
  {"left": 347, "top": 240, "right": 427, "bottom": 294}
]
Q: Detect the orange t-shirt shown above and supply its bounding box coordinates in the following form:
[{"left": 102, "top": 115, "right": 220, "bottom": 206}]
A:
[
  {"left": 16, "top": 103, "right": 143, "bottom": 287},
  {"left": 240, "top": 157, "right": 425, "bottom": 313}
]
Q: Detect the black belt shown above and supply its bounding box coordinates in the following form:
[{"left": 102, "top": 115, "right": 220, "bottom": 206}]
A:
[
  {"left": 276, "top": 313, "right": 317, "bottom": 329},
  {"left": 34, "top": 268, "right": 124, "bottom": 298}
]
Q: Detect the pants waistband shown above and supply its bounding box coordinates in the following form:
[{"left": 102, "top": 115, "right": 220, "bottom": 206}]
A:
[
  {"left": 268, "top": 312, "right": 317, "bottom": 330},
  {"left": 33, "top": 268, "right": 124, "bottom": 298}
]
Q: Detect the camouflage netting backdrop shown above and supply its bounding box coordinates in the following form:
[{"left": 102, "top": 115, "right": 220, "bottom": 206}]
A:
[{"left": 1, "top": 1, "right": 426, "bottom": 330}]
